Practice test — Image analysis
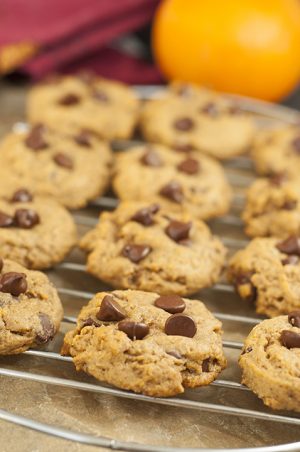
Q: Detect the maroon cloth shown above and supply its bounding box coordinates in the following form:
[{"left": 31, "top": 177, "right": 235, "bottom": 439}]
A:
[{"left": 0, "top": 0, "right": 162, "bottom": 83}]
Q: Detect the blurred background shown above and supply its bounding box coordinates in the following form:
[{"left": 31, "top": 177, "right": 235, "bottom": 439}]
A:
[{"left": 2, "top": 0, "right": 300, "bottom": 106}]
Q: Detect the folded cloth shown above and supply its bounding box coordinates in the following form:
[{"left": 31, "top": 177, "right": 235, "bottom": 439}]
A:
[{"left": 0, "top": 0, "right": 162, "bottom": 83}]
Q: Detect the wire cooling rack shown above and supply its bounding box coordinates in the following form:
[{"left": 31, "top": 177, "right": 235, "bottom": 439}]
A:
[{"left": 2, "top": 89, "right": 300, "bottom": 452}]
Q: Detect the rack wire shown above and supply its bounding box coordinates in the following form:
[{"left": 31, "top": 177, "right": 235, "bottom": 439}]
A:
[{"left": 2, "top": 90, "right": 300, "bottom": 452}]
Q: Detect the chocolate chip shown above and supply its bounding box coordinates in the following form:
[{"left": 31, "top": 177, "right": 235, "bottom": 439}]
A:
[
  {"left": 0, "top": 272, "right": 27, "bottom": 296},
  {"left": 122, "top": 244, "right": 152, "bottom": 263},
  {"left": 173, "top": 143, "right": 194, "bottom": 152},
  {"left": 0, "top": 258, "right": 3, "bottom": 272},
  {"left": 165, "top": 314, "right": 197, "bottom": 338},
  {"left": 159, "top": 181, "right": 184, "bottom": 203},
  {"left": 234, "top": 272, "right": 257, "bottom": 303},
  {"left": 36, "top": 313, "right": 55, "bottom": 344},
  {"left": 201, "top": 102, "right": 219, "bottom": 117},
  {"left": 131, "top": 204, "right": 160, "bottom": 226},
  {"left": 11, "top": 189, "right": 33, "bottom": 203},
  {"left": 241, "top": 346, "right": 253, "bottom": 355},
  {"left": 92, "top": 90, "right": 109, "bottom": 102},
  {"left": 118, "top": 320, "right": 149, "bottom": 340},
  {"left": 282, "top": 255, "right": 299, "bottom": 266},
  {"left": 53, "top": 153, "right": 74, "bottom": 169},
  {"left": 276, "top": 236, "right": 300, "bottom": 255},
  {"left": 167, "top": 350, "right": 182, "bottom": 359},
  {"left": 202, "top": 358, "right": 210, "bottom": 372},
  {"left": 0, "top": 211, "right": 14, "bottom": 228},
  {"left": 269, "top": 173, "right": 287, "bottom": 187},
  {"left": 14, "top": 209, "right": 40, "bottom": 229},
  {"left": 58, "top": 93, "right": 80, "bottom": 106},
  {"left": 96, "top": 295, "right": 126, "bottom": 321},
  {"left": 74, "top": 130, "right": 91, "bottom": 147},
  {"left": 288, "top": 311, "right": 300, "bottom": 328},
  {"left": 81, "top": 317, "right": 99, "bottom": 328},
  {"left": 165, "top": 220, "right": 192, "bottom": 243},
  {"left": 173, "top": 117, "right": 195, "bottom": 131},
  {"left": 291, "top": 136, "right": 300, "bottom": 153},
  {"left": 25, "top": 124, "right": 48, "bottom": 150},
  {"left": 281, "top": 330, "right": 300, "bottom": 349},
  {"left": 154, "top": 295, "right": 186, "bottom": 314},
  {"left": 140, "top": 149, "right": 162, "bottom": 167},
  {"left": 177, "top": 158, "right": 200, "bottom": 175},
  {"left": 282, "top": 200, "right": 297, "bottom": 210}
]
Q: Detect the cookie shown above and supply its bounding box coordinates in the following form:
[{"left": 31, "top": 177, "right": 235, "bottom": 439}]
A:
[
  {"left": 62, "top": 289, "right": 227, "bottom": 397},
  {"left": 252, "top": 125, "right": 300, "bottom": 177},
  {"left": 0, "top": 189, "right": 77, "bottom": 269},
  {"left": 112, "top": 144, "right": 232, "bottom": 220},
  {"left": 80, "top": 201, "right": 226, "bottom": 295},
  {"left": 228, "top": 236, "right": 300, "bottom": 317},
  {"left": 0, "top": 124, "right": 112, "bottom": 208},
  {"left": 242, "top": 175, "right": 300, "bottom": 238},
  {"left": 27, "top": 74, "right": 139, "bottom": 140},
  {"left": 0, "top": 258, "right": 63, "bottom": 354},
  {"left": 239, "top": 313, "right": 300, "bottom": 412},
  {"left": 140, "top": 82, "right": 255, "bottom": 159}
]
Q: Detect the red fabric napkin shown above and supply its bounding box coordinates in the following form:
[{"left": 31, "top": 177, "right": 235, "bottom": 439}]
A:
[{"left": 0, "top": 0, "right": 162, "bottom": 83}]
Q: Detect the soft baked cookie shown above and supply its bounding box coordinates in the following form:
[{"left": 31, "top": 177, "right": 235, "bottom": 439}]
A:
[
  {"left": 242, "top": 175, "right": 300, "bottom": 238},
  {"left": 0, "top": 188, "right": 77, "bottom": 269},
  {"left": 0, "top": 258, "right": 63, "bottom": 354},
  {"left": 252, "top": 125, "right": 300, "bottom": 177},
  {"left": 228, "top": 236, "right": 300, "bottom": 317},
  {"left": 239, "top": 313, "right": 300, "bottom": 412},
  {"left": 80, "top": 201, "right": 226, "bottom": 295},
  {"left": 112, "top": 144, "right": 232, "bottom": 220},
  {"left": 27, "top": 74, "right": 139, "bottom": 140},
  {"left": 62, "top": 289, "right": 227, "bottom": 397},
  {"left": 140, "top": 82, "right": 255, "bottom": 159},
  {"left": 0, "top": 124, "right": 112, "bottom": 208}
]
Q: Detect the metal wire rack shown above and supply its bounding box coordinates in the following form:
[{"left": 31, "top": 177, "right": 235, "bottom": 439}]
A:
[{"left": 2, "top": 89, "right": 300, "bottom": 452}]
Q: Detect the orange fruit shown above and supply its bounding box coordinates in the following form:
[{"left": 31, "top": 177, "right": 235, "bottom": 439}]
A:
[{"left": 152, "top": 0, "right": 300, "bottom": 101}]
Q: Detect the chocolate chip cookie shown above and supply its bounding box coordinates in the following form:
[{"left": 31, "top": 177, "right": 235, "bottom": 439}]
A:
[
  {"left": 252, "top": 125, "right": 300, "bottom": 177},
  {"left": 242, "top": 176, "right": 300, "bottom": 238},
  {"left": 239, "top": 313, "right": 300, "bottom": 411},
  {"left": 80, "top": 201, "right": 226, "bottom": 295},
  {"left": 112, "top": 144, "right": 232, "bottom": 220},
  {"left": 0, "top": 189, "right": 77, "bottom": 269},
  {"left": 27, "top": 74, "right": 139, "bottom": 140},
  {"left": 0, "top": 258, "right": 63, "bottom": 354},
  {"left": 62, "top": 289, "right": 227, "bottom": 397},
  {"left": 140, "top": 82, "right": 255, "bottom": 159},
  {"left": 0, "top": 124, "right": 112, "bottom": 208},
  {"left": 228, "top": 236, "right": 300, "bottom": 317}
]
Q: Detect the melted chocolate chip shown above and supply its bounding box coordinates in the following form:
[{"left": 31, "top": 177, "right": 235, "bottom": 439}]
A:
[
  {"left": 202, "top": 358, "right": 210, "bottom": 372},
  {"left": 288, "top": 310, "right": 300, "bottom": 328},
  {"left": 276, "top": 236, "right": 300, "bottom": 256},
  {"left": 282, "top": 200, "right": 297, "bottom": 210},
  {"left": 234, "top": 272, "right": 257, "bottom": 303},
  {"left": 201, "top": 102, "right": 219, "bottom": 117},
  {"left": 165, "top": 220, "right": 192, "bottom": 243},
  {"left": 118, "top": 320, "right": 149, "bottom": 340},
  {"left": 58, "top": 93, "right": 80, "bottom": 106},
  {"left": 81, "top": 317, "right": 99, "bottom": 328},
  {"left": 0, "top": 272, "right": 27, "bottom": 296},
  {"left": 177, "top": 158, "right": 200, "bottom": 175},
  {"left": 159, "top": 181, "right": 184, "bottom": 203},
  {"left": 165, "top": 314, "right": 197, "bottom": 338},
  {"left": 36, "top": 313, "right": 55, "bottom": 344},
  {"left": 282, "top": 255, "right": 299, "bottom": 266},
  {"left": 11, "top": 189, "right": 33, "bottom": 203},
  {"left": 269, "top": 173, "right": 286, "bottom": 187},
  {"left": 281, "top": 330, "right": 300, "bottom": 349},
  {"left": 92, "top": 90, "right": 109, "bottom": 102},
  {"left": 96, "top": 295, "right": 126, "bottom": 321},
  {"left": 154, "top": 295, "right": 186, "bottom": 314},
  {"left": 53, "top": 153, "right": 74, "bottom": 169},
  {"left": 25, "top": 124, "right": 48, "bottom": 151},
  {"left": 291, "top": 136, "right": 300, "bottom": 153},
  {"left": 122, "top": 244, "right": 152, "bottom": 263},
  {"left": 140, "top": 149, "right": 162, "bottom": 167},
  {"left": 167, "top": 350, "right": 182, "bottom": 359},
  {"left": 0, "top": 211, "right": 14, "bottom": 228},
  {"left": 173, "top": 143, "right": 194, "bottom": 152},
  {"left": 74, "top": 130, "right": 91, "bottom": 147},
  {"left": 0, "top": 258, "right": 3, "bottom": 272},
  {"left": 131, "top": 204, "right": 160, "bottom": 226},
  {"left": 14, "top": 209, "right": 40, "bottom": 229},
  {"left": 173, "top": 117, "right": 195, "bottom": 131},
  {"left": 241, "top": 346, "right": 253, "bottom": 355}
]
